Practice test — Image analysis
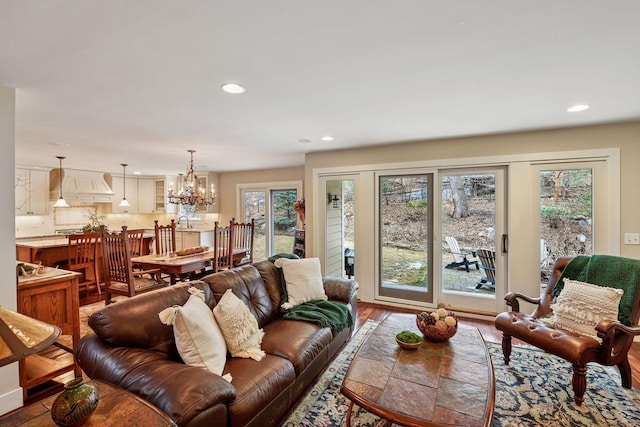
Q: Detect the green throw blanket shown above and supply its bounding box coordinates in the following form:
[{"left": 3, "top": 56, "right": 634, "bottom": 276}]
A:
[
  {"left": 552, "top": 255, "right": 640, "bottom": 325},
  {"left": 283, "top": 299, "right": 353, "bottom": 333}
]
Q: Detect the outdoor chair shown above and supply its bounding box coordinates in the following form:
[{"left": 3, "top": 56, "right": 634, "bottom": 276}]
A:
[
  {"left": 495, "top": 255, "right": 640, "bottom": 405},
  {"left": 475, "top": 248, "right": 496, "bottom": 289},
  {"left": 444, "top": 236, "right": 479, "bottom": 272}
]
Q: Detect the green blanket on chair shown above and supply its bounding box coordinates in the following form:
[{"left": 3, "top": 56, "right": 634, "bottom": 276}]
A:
[
  {"left": 553, "top": 255, "right": 640, "bottom": 325},
  {"left": 283, "top": 299, "right": 353, "bottom": 333}
]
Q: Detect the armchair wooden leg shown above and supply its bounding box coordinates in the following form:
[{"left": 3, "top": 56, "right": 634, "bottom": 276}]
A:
[
  {"left": 618, "top": 358, "right": 632, "bottom": 389},
  {"left": 572, "top": 364, "right": 587, "bottom": 406},
  {"left": 501, "top": 333, "right": 512, "bottom": 365}
]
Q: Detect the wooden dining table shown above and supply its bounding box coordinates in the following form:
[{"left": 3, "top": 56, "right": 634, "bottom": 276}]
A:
[{"left": 131, "top": 248, "right": 247, "bottom": 284}]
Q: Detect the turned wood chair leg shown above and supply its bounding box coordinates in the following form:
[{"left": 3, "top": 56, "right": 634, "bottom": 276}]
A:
[
  {"left": 501, "top": 333, "right": 512, "bottom": 365},
  {"left": 618, "top": 358, "right": 632, "bottom": 388},
  {"left": 572, "top": 364, "right": 587, "bottom": 406}
]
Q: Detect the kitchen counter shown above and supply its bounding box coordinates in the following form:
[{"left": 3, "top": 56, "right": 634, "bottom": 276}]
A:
[{"left": 16, "top": 261, "right": 81, "bottom": 401}]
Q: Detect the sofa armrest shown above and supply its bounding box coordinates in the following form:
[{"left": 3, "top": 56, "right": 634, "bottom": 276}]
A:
[
  {"left": 323, "top": 277, "right": 358, "bottom": 304},
  {"left": 76, "top": 334, "right": 236, "bottom": 427}
]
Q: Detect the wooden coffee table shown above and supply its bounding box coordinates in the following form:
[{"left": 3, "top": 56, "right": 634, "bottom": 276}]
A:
[
  {"left": 0, "top": 379, "right": 176, "bottom": 426},
  {"left": 341, "top": 313, "right": 495, "bottom": 427}
]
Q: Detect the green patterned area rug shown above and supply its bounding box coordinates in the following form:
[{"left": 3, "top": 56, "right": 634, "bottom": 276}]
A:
[{"left": 283, "top": 320, "right": 640, "bottom": 426}]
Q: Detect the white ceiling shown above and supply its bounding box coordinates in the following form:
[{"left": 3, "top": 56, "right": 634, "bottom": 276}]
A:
[{"left": 3, "top": 1, "right": 640, "bottom": 176}]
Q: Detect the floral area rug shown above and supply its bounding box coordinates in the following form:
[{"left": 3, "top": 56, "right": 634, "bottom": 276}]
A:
[{"left": 282, "top": 320, "right": 640, "bottom": 426}]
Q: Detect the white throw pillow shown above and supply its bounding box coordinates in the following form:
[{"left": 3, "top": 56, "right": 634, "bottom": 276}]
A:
[
  {"left": 274, "top": 257, "right": 327, "bottom": 310},
  {"left": 552, "top": 278, "right": 623, "bottom": 340},
  {"left": 213, "top": 289, "right": 266, "bottom": 361},
  {"left": 158, "top": 289, "right": 231, "bottom": 381}
]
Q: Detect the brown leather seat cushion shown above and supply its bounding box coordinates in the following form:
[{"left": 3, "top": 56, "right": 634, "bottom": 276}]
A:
[
  {"left": 494, "top": 311, "right": 602, "bottom": 362},
  {"left": 261, "top": 319, "right": 333, "bottom": 375},
  {"left": 224, "top": 355, "right": 295, "bottom": 427}
]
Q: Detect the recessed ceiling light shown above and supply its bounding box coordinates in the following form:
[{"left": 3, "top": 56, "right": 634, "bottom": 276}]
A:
[
  {"left": 297, "top": 138, "right": 311, "bottom": 144},
  {"left": 321, "top": 136, "right": 334, "bottom": 142},
  {"left": 221, "top": 83, "right": 246, "bottom": 94},
  {"left": 567, "top": 104, "right": 590, "bottom": 113},
  {"left": 133, "top": 171, "right": 141, "bottom": 175}
]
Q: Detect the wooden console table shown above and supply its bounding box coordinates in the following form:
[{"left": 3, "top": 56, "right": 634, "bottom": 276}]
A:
[
  {"left": 0, "top": 379, "right": 177, "bottom": 426},
  {"left": 16, "top": 264, "right": 81, "bottom": 401}
]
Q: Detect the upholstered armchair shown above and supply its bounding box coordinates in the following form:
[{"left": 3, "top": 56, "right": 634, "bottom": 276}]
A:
[{"left": 495, "top": 255, "right": 640, "bottom": 405}]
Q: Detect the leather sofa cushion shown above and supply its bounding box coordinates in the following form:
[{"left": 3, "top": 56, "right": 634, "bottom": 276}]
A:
[
  {"left": 261, "top": 319, "right": 333, "bottom": 375},
  {"left": 204, "top": 264, "right": 279, "bottom": 327},
  {"left": 224, "top": 354, "right": 295, "bottom": 427},
  {"left": 88, "top": 281, "right": 214, "bottom": 350}
]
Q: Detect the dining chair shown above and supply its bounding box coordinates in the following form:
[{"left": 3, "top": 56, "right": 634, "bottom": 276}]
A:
[
  {"left": 230, "top": 218, "right": 255, "bottom": 267},
  {"left": 154, "top": 219, "right": 176, "bottom": 255},
  {"left": 101, "top": 226, "right": 168, "bottom": 305},
  {"left": 127, "top": 229, "right": 146, "bottom": 257},
  {"left": 213, "top": 221, "right": 233, "bottom": 273},
  {"left": 68, "top": 231, "right": 101, "bottom": 295}
]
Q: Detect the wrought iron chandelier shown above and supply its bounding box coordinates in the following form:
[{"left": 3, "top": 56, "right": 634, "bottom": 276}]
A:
[{"left": 167, "top": 150, "right": 216, "bottom": 206}]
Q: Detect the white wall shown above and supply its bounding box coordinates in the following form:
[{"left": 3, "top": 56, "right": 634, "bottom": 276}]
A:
[{"left": 1, "top": 84, "right": 22, "bottom": 414}]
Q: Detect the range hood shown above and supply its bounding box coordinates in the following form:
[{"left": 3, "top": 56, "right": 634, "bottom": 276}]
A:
[{"left": 50, "top": 169, "right": 114, "bottom": 204}]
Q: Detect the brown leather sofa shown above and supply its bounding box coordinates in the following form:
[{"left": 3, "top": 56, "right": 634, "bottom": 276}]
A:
[{"left": 76, "top": 260, "right": 358, "bottom": 427}]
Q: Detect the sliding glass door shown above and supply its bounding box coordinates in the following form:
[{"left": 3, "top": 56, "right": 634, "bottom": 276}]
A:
[
  {"left": 439, "top": 167, "right": 506, "bottom": 313},
  {"left": 239, "top": 181, "right": 302, "bottom": 258},
  {"left": 377, "top": 172, "right": 434, "bottom": 303}
]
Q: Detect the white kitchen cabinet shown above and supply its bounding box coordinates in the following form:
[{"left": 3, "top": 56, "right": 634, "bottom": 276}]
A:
[
  {"left": 154, "top": 179, "right": 166, "bottom": 213},
  {"left": 111, "top": 176, "right": 139, "bottom": 213},
  {"left": 137, "top": 179, "right": 155, "bottom": 213},
  {"left": 174, "top": 230, "right": 213, "bottom": 250},
  {"left": 15, "top": 168, "right": 49, "bottom": 215}
]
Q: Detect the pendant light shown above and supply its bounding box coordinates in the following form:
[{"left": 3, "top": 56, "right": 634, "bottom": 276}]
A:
[
  {"left": 119, "top": 163, "right": 130, "bottom": 207},
  {"left": 52, "top": 156, "right": 69, "bottom": 208}
]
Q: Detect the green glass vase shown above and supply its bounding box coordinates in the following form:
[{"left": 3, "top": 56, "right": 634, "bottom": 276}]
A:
[{"left": 51, "top": 378, "right": 99, "bottom": 427}]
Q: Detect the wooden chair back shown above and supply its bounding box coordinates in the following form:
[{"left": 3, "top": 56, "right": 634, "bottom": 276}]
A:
[
  {"left": 68, "top": 231, "right": 101, "bottom": 294},
  {"left": 154, "top": 220, "right": 176, "bottom": 255},
  {"left": 230, "top": 218, "right": 255, "bottom": 266},
  {"left": 127, "top": 229, "right": 146, "bottom": 257},
  {"left": 213, "top": 221, "right": 233, "bottom": 272},
  {"left": 100, "top": 226, "right": 166, "bottom": 304}
]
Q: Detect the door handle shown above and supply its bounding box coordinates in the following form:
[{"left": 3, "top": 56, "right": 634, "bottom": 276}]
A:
[{"left": 501, "top": 234, "right": 508, "bottom": 253}]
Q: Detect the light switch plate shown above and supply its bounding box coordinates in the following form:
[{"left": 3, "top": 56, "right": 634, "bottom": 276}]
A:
[{"left": 624, "top": 233, "right": 640, "bottom": 245}]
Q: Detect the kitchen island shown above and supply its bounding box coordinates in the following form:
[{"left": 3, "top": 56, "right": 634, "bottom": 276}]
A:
[{"left": 16, "top": 263, "right": 81, "bottom": 402}]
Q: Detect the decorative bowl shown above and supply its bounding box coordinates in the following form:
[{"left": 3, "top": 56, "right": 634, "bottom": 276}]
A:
[
  {"left": 175, "top": 246, "right": 206, "bottom": 257},
  {"left": 395, "top": 330, "right": 422, "bottom": 350},
  {"left": 395, "top": 337, "right": 422, "bottom": 350},
  {"left": 416, "top": 310, "right": 458, "bottom": 342}
]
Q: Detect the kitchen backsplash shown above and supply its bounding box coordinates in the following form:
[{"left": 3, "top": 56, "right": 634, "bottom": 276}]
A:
[{"left": 16, "top": 209, "right": 221, "bottom": 238}]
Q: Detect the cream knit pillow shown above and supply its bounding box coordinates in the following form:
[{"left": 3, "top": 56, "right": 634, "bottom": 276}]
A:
[
  {"left": 213, "top": 289, "right": 266, "bottom": 361},
  {"left": 158, "top": 288, "right": 231, "bottom": 381},
  {"left": 274, "top": 257, "right": 327, "bottom": 310},
  {"left": 552, "top": 278, "right": 623, "bottom": 340}
]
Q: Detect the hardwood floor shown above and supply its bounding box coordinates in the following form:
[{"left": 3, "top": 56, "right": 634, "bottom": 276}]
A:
[{"left": 355, "top": 301, "right": 640, "bottom": 392}]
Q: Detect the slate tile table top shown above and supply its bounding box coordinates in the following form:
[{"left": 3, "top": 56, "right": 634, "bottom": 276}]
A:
[{"left": 341, "top": 313, "right": 495, "bottom": 427}]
